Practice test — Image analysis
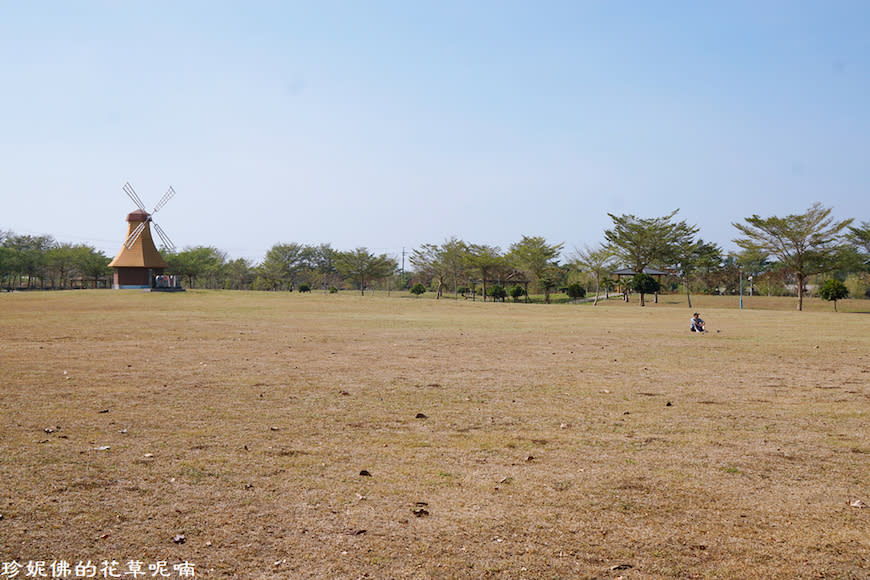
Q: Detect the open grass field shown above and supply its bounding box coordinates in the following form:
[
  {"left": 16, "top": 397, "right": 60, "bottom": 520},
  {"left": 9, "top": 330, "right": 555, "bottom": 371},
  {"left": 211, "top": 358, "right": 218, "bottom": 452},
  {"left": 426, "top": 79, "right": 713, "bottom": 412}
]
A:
[{"left": 1, "top": 290, "right": 868, "bottom": 579}]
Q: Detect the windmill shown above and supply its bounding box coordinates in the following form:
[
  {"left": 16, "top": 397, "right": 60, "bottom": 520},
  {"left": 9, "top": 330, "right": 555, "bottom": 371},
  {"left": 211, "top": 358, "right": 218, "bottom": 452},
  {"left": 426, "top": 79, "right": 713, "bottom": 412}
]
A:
[{"left": 108, "top": 182, "right": 182, "bottom": 290}]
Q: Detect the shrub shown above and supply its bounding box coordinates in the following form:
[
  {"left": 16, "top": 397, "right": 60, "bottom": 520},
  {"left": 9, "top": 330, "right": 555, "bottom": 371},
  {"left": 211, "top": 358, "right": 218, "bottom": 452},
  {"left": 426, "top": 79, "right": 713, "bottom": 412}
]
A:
[
  {"left": 565, "top": 283, "right": 586, "bottom": 302},
  {"left": 409, "top": 283, "right": 426, "bottom": 297},
  {"left": 509, "top": 285, "right": 526, "bottom": 302},
  {"left": 489, "top": 285, "right": 507, "bottom": 302},
  {"left": 298, "top": 283, "right": 311, "bottom": 293}
]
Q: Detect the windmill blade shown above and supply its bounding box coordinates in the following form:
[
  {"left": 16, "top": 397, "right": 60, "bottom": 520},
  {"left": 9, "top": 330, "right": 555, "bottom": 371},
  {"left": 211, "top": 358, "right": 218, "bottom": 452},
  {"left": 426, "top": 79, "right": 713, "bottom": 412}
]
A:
[
  {"left": 152, "top": 186, "right": 176, "bottom": 214},
  {"left": 123, "top": 182, "right": 147, "bottom": 211},
  {"left": 123, "top": 221, "right": 148, "bottom": 249},
  {"left": 153, "top": 221, "right": 176, "bottom": 253}
]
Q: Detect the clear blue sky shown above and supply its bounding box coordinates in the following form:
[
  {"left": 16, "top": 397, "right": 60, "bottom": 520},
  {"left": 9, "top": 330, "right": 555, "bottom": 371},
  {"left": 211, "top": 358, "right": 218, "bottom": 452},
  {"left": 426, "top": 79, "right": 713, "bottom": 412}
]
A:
[{"left": 2, "top": 1, "right": 868, "bottom": 263}]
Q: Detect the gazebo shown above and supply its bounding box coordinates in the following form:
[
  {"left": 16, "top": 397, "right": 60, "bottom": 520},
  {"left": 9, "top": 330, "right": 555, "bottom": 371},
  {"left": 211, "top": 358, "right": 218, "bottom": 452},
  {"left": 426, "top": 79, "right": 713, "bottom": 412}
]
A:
[{"left": 611, "top": 266, "right": 670, "bottom": 302}]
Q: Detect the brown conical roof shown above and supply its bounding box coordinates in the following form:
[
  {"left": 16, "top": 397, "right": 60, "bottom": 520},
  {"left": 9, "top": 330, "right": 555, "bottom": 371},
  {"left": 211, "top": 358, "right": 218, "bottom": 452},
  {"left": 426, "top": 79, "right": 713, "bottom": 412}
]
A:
[
  {"left": 108, "top": 213, "right": 169, "bottom": 269},
  {"left": 127, "top": 209, "right": 150, "bottom": 222}
]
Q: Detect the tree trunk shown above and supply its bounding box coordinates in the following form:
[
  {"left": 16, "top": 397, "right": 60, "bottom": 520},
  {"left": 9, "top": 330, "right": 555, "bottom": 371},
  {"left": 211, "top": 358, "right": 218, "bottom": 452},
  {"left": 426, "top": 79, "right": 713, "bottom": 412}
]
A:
[
  {"left": 685, "top": 276, "right": 693, "bottom": 309},
  {"left": 796, "top": 273, "right": 804, "bottom": 311},
  {"left": 640, "top": 292, "right": 646, "bottom": 307},
  {"left": 593, "top": 275, "right": 600, "bottom": 306}
]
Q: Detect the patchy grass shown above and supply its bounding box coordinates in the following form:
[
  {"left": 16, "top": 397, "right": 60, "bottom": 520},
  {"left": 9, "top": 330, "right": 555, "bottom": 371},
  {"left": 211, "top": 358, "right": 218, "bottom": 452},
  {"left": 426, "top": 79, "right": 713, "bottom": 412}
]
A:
[{"left": 1, "top": 290, "right": 868, "bottom": 578}]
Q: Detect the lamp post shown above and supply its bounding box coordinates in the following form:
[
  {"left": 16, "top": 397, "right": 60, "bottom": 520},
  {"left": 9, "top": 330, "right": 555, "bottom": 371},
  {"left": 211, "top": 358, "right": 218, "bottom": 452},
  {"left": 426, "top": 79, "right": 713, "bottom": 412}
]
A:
[{"left": 739, "top": 268, "right": 743, "bottom": 309}]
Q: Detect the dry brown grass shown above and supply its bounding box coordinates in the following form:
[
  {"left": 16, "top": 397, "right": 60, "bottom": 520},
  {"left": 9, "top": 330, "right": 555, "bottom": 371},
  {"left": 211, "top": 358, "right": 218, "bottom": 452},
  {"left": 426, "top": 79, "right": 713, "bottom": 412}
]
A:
[{"left": 1, "top": 290, "right": 868, "bottom": 579}]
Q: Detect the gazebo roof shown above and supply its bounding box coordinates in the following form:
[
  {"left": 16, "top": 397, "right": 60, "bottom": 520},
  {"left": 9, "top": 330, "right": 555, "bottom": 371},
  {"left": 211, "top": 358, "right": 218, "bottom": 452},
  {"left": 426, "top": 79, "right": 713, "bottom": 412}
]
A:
[{"left": 612, "top": 267, "right": 669, "bottom": 277}]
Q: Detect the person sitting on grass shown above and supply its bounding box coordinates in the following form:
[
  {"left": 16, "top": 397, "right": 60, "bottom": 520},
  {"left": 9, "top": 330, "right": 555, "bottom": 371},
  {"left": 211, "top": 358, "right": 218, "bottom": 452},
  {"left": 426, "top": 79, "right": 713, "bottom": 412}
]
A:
[{"left": 690, "top": 312, "right": 706, "bottom": 332}]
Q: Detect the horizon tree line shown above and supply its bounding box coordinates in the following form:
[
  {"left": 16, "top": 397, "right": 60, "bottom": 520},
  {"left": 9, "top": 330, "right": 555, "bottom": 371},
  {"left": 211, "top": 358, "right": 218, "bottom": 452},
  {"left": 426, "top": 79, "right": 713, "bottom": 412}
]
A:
[{"left": 3, "top": 204, "right": 868, "bottom": 310}]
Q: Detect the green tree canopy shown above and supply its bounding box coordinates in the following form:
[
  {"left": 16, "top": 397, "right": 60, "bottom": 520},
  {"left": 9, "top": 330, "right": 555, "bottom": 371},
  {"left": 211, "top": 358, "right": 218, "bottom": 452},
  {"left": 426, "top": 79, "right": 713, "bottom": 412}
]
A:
[
  {"left": 733, "top": 203, "right": 854, "bottom": 311},
  {"left": 335, "top": 248, "right": 397, "bottom": 295},
  {"left": 410, "top": 237, "right": 468, "bottom": 299},
  {"left": 673, "top": 239, "right": 722, "bottom": 308},
  {"left": 604, "top": 210, "right": 697, "bottom": 274},
  {"left": 629, "top": 273, "right": 661, "bottom": 306},
  {"left": 464, "top": 244, "right": 503, "bottom": 302},
  {"left": 0, "top": 245, "right": 20, "bottom": 289},
  {"left": 72, "top": 246, "right": 111, "bottom": 288},
  {"left": 45, "top": 243, "right": 79, "bottom": 288},
  {"left": 571, "top": 244, "right": 616, "bottom": 306},
  {"left": 165, "top": 246, "right": 225, "bottom": 289},
  {"left": 508, "top": 235, "right": 564, "bottom": 303},
  {"left": 818, "top": 278, "right": 849, "bottom": 311},
  {"left": 259, "top": 242, "right": 307, "bottom": 290},
  {"left": 847, "top": 221, "right": 870, "bottom": 266},
  {"left": 4, "top": 234, "right": 55, "bottom": 287}
]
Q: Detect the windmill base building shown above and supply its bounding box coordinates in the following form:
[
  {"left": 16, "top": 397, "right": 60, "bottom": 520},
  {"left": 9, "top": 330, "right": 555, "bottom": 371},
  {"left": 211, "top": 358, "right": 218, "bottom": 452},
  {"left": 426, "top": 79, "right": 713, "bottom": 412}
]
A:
[{"left": 108, "top": 209, "right": 171, "bottom": 288}]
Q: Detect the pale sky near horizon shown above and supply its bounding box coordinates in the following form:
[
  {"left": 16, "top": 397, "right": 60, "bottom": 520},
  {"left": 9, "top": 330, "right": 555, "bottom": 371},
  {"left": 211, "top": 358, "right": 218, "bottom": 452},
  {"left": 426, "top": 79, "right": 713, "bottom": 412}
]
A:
[{"left": 2, "top": 1, "right": 868, "bottom": 264}]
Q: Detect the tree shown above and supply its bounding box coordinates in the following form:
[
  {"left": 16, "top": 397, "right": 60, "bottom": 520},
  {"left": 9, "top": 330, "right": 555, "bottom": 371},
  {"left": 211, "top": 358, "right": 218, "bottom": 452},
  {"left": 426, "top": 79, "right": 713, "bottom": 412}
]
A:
[
  {"left": 604, "top": 210, "right": 697, "bottom": 305},
  {"left": 847, "top": 221, "right": 870, "bottom": 257},
  {"left": 509, "top": 285, "right": 526, "bottom": 302},
  {"left": 223, "top": 258, "right": 254, "bottom": 290},
  {"left": 734, "top": 248, "right": 772, "bottom": 296},
  {"left": 629, "top": 273, "right": 661, "bottom": 306},
  {"left": 673, "top": 239, "right": 722, "bottom": 308},
  {"left": 410, "top": 238, "right": 468, "bottom": 299},
  {"left": 733, "top": 203, "right": 854, "bottom": 311},
  {"left": 0, "top": 246, "right": 19, "bottom": 290},
  {"left": 300, "top": 244, "right": 341, "bottom": 292},
  {"left": 165, "top": 246, "right": 225, "bottom": 289},
  {"left": 538, "top": 265, "right": 565, "bottom": 304},
  {"left": 409, "top": 283, "right": 426, "bottom": 297},
  {"left": 465, "top": 244, "right": 503, "bottom": 302},
  {"left": 605, "top": 210, "right": 696, "bottom": 272},
  {"left": 45, "top": 243, "right": 79, "bottom": 289},
  {"left": 571, "top": 244, "right": 616, "bottom": 306},
  {"left": 818, "top": 279, "right": 849, "bottom": 311},
  {"left": 259, "top": 243, "right": 307, "bottom": 290},
  {"left": 5, "top": 234, "right": 54, "bottom": 288},
  {"left": 72, "top": 246, "right": 110, "bottom": 288},
  {"left": 508, "top": 236, "right": 564, "bottom": 304},
  {"left": 335, "top": 248, "right": 397, "bottom": 295}
]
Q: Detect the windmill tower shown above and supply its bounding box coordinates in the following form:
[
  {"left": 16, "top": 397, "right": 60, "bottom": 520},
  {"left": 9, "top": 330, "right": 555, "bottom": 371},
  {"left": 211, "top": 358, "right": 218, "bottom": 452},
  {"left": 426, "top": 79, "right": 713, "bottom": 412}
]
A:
[{"left": 108, "top": 182, "right": 179, "bottom": 289}]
